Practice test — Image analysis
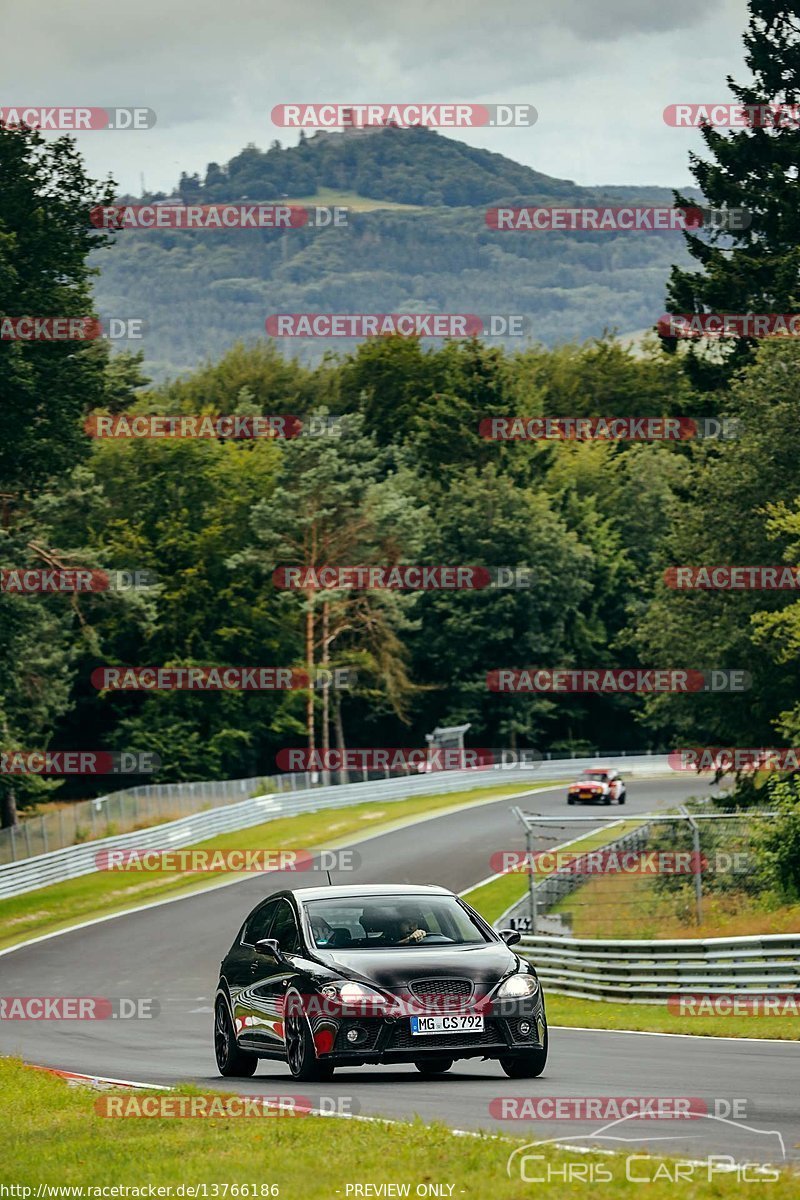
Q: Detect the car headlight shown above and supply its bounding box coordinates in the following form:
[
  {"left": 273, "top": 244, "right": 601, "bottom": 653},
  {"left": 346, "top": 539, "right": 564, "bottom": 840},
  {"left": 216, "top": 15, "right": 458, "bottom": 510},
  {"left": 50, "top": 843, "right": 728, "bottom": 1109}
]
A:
[
  {"left": 320, "top": 981, "right": 387, "bottom": 1012},
  {"left": 496, "top": 973, "right": 540, "bottom": 999}
]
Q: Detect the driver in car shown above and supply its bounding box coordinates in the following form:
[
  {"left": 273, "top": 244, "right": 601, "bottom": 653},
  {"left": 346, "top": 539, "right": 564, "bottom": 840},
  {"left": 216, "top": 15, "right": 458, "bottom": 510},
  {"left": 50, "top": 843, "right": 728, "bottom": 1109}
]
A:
[{"left": 393, "top": 912, "right": 428, "bottom": 945}]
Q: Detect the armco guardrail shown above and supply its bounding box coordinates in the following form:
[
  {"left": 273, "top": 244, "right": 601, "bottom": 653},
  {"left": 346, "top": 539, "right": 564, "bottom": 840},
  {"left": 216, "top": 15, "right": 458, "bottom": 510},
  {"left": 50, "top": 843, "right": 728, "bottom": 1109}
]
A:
[
  {"left": 0, "top": 747, "right": 666, "bottom": 864},
  {"left": 0, "top": 754, "right": 670, "bottom": 899},
  {"left": 0, "top": 766, "right": 544, "bottom": 900},
  {"left": 517, "top": 933, "right": 800, "bottom": 1002}
]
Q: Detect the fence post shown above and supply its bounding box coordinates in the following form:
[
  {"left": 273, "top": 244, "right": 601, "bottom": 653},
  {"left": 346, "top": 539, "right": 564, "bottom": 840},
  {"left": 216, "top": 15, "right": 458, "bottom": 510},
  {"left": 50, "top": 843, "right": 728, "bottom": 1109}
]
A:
[
  {"left": 692, "top": 821, "right": 703, "bottom": 925},
  {"left": 59, "top": 806, "right": 66, "bottom": 851},
  {"left": 42, "top": 815, "right": 48, "bottom": 854},
  {"left": 680, "top": 807, "right": 703, "bottom": 926},
  {"left": 522, "top": 821, "right": 537, "bottom": 935}
]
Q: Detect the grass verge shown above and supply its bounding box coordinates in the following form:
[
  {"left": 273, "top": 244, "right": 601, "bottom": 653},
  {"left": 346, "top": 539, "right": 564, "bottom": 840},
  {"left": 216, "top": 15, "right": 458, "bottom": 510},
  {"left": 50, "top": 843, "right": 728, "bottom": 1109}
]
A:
[
  {"left": 3, "top": 1059, "right": 794, "bottom": 1193},
  {"left": 552, "top": 870, "right": 800, "bottom": 939},
  {"left": 281, "top": 187, "right": 425, "bottom": 211},
  {"left": 462, "top": 818, "right": 643, "bottom": 924},
  {"left": 546, "top": 993, "right": 799, "bottom": 1040},
  {"left": 0, "top": 782, "right": 552, "bottom": 952}
]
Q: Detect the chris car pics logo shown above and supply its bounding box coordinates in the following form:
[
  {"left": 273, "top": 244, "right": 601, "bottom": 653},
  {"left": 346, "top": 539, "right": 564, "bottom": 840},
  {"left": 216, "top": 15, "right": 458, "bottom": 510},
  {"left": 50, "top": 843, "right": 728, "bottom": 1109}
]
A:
[{"left": 506, "top": 1114, "right": 784, "bottom": 1184}]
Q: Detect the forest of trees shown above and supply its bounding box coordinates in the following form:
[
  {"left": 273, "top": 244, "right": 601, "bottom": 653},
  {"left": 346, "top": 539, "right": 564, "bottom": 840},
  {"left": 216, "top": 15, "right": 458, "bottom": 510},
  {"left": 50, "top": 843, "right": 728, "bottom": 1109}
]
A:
[{"left": 3, "top": 1, "right": 800, "bottom": 840}]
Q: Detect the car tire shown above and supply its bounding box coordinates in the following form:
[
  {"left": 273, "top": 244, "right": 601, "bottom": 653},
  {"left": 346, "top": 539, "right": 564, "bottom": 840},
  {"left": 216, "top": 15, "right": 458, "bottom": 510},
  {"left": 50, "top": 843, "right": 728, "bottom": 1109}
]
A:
[
  {"left": 214, "top": 996, "right": 258, "bottom": 1077},
  {"left": 603, "top": 793, "right": 611, "bottom": 805},
  {"left": 414, "top": 1057, "right": 454, "bottom": 1076},
  {"left": 500, "top": 1029, "right": 548, "bottom": 1079},
  {"left": 619, "top": 790, "right": 626, "bottom": 804},
  {"left": 284, "top": 992, "right": 335, "bottom": 1082}
]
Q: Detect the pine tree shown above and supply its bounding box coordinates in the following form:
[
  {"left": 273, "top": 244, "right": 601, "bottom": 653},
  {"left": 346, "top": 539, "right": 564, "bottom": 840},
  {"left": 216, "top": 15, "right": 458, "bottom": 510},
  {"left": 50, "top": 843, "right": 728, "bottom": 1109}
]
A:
[{"left": 663, "top": 2, "right": 800, "bottom": 388}]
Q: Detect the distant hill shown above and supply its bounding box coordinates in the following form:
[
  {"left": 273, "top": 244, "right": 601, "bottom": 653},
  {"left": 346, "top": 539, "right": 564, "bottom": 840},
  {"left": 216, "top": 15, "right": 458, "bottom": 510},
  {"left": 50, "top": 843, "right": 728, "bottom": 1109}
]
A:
[
  {"left": 94, "top": 126, "right": 698, "bottom": 380},
  {"left": 174, "top": 124, "right": 604, "bottom": 208}
]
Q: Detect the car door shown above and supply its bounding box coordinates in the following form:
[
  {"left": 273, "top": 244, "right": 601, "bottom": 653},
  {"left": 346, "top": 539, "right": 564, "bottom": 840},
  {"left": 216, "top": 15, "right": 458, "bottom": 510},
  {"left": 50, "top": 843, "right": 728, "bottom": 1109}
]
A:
[
  {"left": 247, "top": 898, "right": 303, "bottom": 1051},
  {"left": 230, "top": 897, "right": 280, "bottom": 1048}
]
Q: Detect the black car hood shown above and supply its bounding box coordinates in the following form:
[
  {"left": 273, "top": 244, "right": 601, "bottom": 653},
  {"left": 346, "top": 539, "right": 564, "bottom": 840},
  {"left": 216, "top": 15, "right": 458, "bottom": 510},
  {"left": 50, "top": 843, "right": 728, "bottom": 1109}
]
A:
[{"left": 312, "top": 941, "right": 518, "bottom": 992}]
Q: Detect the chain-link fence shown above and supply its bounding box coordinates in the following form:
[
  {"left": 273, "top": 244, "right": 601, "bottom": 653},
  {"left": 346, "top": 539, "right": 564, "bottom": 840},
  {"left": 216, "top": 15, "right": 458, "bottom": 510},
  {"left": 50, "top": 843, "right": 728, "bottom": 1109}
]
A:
[
  {"left": 0, "top": 748, "right": 666, "bottom": 864},
  {"left": 501, "top": 809, "right": 777, "bottom": 938},
  {"left": 0, "top": 775, "right": 281, "bottom": 864}
]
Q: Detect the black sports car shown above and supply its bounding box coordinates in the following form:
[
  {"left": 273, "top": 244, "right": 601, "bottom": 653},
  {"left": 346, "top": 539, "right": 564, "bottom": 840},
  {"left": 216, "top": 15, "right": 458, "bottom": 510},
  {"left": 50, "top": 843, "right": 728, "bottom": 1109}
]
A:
[{"left": 214, "top": 883, "right": 547, "bottom": 1081}]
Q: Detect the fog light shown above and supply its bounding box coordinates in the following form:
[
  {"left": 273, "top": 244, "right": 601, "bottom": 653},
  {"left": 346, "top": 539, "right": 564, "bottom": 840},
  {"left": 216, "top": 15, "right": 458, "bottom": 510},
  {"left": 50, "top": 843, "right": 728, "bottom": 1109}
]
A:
[
  {"left": 519, "top": 1020, "right": 531, "bottom": 1036},
  {"left": 346, "top": 1028, "right": 360, "bottom": 1043}
]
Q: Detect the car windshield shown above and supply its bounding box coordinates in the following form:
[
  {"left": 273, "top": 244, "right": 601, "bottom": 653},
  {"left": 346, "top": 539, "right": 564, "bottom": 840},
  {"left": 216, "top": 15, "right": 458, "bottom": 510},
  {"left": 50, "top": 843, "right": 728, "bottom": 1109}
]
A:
[
  {"left": 582, "top": 771, "right": 609, "bottom": 782},
  {"left": 302, "top": 895, "right": 491, "bottom": 949}
]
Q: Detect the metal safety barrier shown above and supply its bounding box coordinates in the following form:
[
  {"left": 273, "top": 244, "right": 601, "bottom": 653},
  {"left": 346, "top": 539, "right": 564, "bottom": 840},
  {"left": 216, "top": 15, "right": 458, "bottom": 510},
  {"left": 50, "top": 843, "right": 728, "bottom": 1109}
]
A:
[
  {"left": 517, "top": 932, "right": 800, "bottom": 1002},
  {"left": 0, "top": 754, "right": 671, "bottom": 899}
]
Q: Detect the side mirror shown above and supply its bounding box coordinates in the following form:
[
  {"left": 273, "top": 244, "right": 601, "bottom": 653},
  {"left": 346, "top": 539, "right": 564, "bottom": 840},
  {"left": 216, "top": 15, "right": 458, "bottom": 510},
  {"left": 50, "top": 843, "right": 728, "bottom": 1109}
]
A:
[
  {"left": 254, "top": 937, "right": 284, "bottom": 960},
  {"left": 499, "top": 928, "right": 521, "bottom": 946}
]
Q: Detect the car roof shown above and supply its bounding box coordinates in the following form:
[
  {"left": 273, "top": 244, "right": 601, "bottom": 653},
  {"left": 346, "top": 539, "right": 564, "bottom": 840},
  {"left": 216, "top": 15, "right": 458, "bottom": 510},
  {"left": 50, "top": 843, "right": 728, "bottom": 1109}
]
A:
[
  {"left": 274, "top": 883, "right": 453, "bottom": 903},
  {"left": 584, "top": 766, "right": 614, "bottom": 772}
]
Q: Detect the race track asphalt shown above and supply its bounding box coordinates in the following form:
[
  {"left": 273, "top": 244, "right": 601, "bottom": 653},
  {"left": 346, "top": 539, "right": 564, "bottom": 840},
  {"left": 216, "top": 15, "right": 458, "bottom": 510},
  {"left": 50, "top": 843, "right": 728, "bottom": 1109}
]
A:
[{"left": 1, "top": 774, "right": 796, "bottom": 1168}]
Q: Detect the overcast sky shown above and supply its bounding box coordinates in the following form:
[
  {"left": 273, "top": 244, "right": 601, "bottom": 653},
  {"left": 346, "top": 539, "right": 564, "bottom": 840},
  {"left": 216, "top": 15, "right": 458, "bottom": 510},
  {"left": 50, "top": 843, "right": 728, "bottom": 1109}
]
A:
[{"left": 3, "top": 0, "right": 751, "bottom": 194}]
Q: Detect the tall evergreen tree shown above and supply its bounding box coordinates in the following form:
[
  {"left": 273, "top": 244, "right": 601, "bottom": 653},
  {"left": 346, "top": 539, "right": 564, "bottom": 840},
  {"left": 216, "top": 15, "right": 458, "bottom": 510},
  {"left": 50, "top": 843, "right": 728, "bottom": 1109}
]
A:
[
  {"left": 663, "top": 2, "right": 800, "bottom": 388},
  {"left": 0, "top": 123, "right": 116, "bottom": 492}
]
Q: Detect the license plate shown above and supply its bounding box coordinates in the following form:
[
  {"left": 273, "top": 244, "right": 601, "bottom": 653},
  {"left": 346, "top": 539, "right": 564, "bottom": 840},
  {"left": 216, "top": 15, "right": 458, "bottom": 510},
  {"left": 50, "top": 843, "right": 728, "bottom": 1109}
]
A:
[
  {"left": 410, "top": 1014, "right": 484, "bottom": 1035},
  {"left": 580, "top": 792, "right": 592, "bottom": 799}
]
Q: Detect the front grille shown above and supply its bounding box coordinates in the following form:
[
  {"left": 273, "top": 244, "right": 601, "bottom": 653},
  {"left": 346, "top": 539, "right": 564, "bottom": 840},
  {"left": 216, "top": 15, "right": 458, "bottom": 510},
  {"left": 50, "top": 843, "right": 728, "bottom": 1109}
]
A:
[
  {"left": 408, "top": 978, "right": 474, "bottom": 1008},
  {"left": 388, "top": 1019, "right": 503, "bottom": 1051}
]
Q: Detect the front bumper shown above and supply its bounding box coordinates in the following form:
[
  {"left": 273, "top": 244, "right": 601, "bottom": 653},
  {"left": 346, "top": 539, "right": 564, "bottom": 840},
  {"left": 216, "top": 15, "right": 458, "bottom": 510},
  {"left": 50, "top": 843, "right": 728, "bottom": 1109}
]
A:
[
  {"left": 569, "top": 790, "right": 606, "bottom": 803},
  {"left": 311, "top": 997, "right": 546, "bottom": 1063}
]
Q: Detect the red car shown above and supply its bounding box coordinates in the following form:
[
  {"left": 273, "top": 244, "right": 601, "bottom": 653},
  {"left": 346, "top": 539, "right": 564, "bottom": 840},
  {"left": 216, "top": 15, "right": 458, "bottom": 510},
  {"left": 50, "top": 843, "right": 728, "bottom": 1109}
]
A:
[{"left": 567, "top": 768, "right": 626, "bottom": 806}]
